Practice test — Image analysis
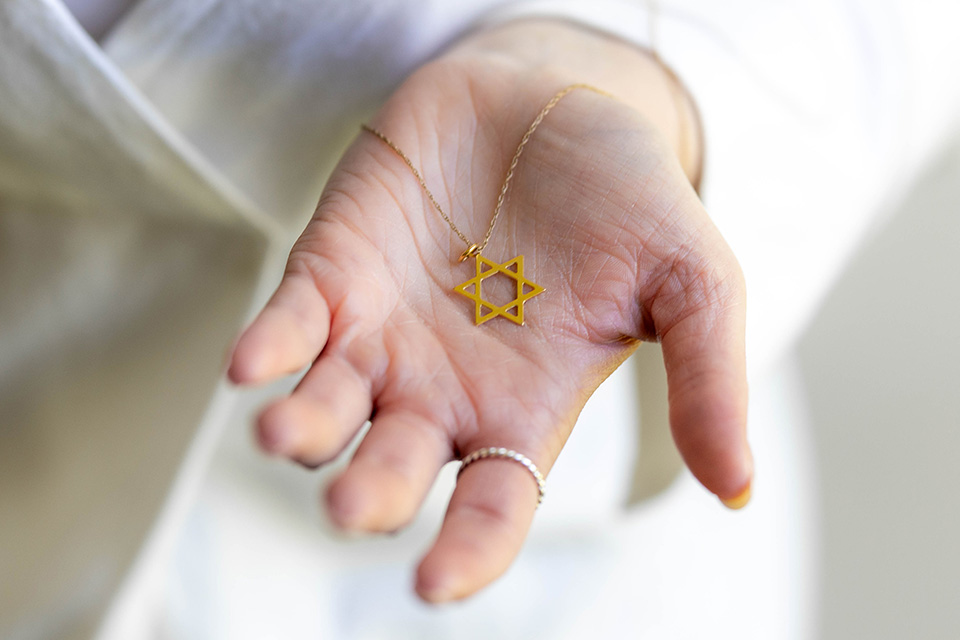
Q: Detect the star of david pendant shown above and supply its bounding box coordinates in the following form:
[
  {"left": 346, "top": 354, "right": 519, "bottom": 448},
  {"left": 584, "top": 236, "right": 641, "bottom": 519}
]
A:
[{"left": 453, "top": 255, "right": 545, "bottom": 326}]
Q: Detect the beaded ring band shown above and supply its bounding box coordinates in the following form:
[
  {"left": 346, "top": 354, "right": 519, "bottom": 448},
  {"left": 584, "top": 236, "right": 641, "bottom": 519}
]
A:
[{"left": 458, "top": 447, "right": 546, "bottom": 507}]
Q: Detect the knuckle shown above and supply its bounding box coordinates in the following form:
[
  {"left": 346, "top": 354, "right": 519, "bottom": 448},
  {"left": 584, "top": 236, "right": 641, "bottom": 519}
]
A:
[
  {"left": 649, "top": 238, "right": 745, "bottom": 334},
  {"left": 284, "top": 251, "right": 322, "bottom": 285},
  {"left": 456, "top": 500, "right": 518, "bottom": 539}
]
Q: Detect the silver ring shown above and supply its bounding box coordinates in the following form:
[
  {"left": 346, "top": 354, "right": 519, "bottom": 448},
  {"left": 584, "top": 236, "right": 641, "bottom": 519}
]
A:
[{"left": 458, "top": 447, "right": 546, "bottom": 506}]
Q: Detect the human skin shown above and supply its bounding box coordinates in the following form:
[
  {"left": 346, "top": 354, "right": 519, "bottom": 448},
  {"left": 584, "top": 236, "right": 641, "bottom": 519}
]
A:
[{"left": 228, "top": 19, "right": 752, "bottom": 603}]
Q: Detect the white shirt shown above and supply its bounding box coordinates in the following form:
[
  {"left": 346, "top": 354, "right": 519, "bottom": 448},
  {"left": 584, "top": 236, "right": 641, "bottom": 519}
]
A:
[{"left": 1, "top": 1, "right": 957, "bottom": 638}]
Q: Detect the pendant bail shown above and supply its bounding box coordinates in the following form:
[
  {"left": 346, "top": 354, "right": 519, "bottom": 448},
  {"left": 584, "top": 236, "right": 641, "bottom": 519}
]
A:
[{"left": 459, "top": 243, "right": 480, "bottom": 262}]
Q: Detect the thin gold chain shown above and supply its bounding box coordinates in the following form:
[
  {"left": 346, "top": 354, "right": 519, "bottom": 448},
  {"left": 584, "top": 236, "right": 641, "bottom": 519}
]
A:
[
  {"left": 361, "top": 83, "right": 610, "bottom": 261},
  {"left": 360, "top": 124, "right": 473, "bottom": 248}
]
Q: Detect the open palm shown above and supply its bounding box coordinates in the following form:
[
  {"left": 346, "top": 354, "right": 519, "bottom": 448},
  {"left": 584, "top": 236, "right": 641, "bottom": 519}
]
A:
[{"left": 228, "top": 54, "right": 751, "bottom": 602}]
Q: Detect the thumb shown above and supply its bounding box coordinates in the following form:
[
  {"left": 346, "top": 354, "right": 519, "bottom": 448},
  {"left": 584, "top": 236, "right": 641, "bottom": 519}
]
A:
[{"left": 654, "top": 241, "right": 752, "bottom": 509}]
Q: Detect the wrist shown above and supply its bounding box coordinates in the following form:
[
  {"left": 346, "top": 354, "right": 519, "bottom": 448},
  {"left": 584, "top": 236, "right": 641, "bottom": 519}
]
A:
[{"left": 444, "top": 19, "right": 703, "bottom": 188}]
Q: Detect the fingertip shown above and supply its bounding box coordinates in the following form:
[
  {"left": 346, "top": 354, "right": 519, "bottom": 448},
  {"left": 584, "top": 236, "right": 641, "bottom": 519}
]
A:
[
  {"left": 719, "top": 442, "right": 754, "bottom": 508},
  {"left": 255, "top": 399, "right": 299, "bottom": 454},
  {"left": 324, "top": 470, "right": 422, "bottom": 534},
  {"left": 719, "top": 479, "right": 752, "bottom": 510},
  {"left": 228, "top": 274, "right": 332, "bottom": 385},
  {"left": 227, "top": 328, "right": 270, "bottom": 385},
  {"left": 229, "top": 311, "right": 311, "bottom": 385},
  {"left": 324, "top": 476, "right": 372, "bottom": 531},
  {"left": 414, "top": 560, "right": 458, "bottom": 604}
]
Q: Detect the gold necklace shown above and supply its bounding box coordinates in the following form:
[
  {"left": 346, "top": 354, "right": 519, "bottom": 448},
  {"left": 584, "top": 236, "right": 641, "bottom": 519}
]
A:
[{"left": 362, "top": 83, "right": 607, "bottom": 326}]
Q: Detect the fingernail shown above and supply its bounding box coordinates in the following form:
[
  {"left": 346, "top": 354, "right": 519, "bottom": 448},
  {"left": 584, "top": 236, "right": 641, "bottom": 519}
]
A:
[
  {"left": 416, "top": 577, "right": 454, "bottom": 604},
  {"left": 420, "top": 587, "right": 453, "bottom": 604},
  {"left": 720, "top": 482, "right": 752, "bottom": 510}
]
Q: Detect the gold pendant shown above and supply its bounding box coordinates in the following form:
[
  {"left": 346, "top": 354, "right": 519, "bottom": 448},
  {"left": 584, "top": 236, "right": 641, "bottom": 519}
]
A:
[{"left": 454, "top": 255, "right": 545, "bottom": 326}]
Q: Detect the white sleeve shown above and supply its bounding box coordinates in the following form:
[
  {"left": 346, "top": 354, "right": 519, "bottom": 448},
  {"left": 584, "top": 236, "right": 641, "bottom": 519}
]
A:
[{"left": 479, "top": 0, "right": 656, "bottom": 51}]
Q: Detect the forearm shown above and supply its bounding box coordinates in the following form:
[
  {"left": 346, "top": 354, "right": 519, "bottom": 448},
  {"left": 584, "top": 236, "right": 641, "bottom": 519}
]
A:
[{"left": 442, "top": 19, "right": 703, "bottom": 187}]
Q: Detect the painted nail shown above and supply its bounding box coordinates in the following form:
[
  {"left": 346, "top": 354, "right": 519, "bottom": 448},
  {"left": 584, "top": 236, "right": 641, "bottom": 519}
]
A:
[{"left": 720, "top": 482, "right": 752, "bottom": 510}]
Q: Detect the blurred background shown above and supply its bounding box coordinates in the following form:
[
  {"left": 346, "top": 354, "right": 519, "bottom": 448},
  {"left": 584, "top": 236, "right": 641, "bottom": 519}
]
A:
[{"left": 799, "top": 132, "right": 960, "bottom": 638}]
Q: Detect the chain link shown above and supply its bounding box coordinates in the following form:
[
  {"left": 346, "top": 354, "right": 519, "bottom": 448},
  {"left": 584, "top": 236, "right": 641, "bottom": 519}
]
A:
[{"left": 361, "top": 83, "right": 610, "bottom": 259}]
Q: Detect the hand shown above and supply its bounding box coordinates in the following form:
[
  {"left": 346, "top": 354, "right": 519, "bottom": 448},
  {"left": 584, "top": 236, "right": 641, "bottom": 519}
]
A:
[{"left": 227, "top": 21, "right": 751, "bottom": 603}]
